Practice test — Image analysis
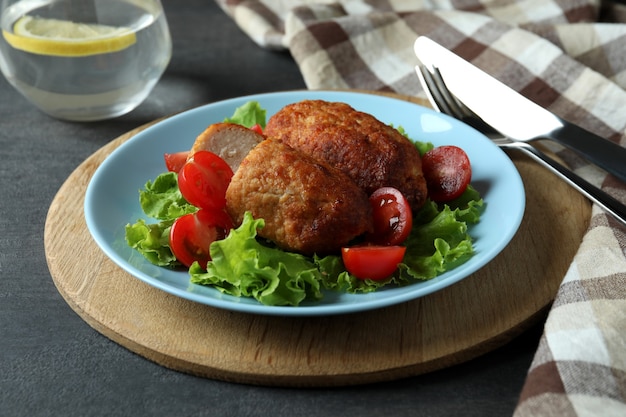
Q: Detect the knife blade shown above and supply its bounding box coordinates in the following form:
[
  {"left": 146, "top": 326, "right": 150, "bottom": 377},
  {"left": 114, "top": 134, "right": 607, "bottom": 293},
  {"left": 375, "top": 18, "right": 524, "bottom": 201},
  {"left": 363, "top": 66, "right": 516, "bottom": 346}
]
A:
[{"left": 413, "top": 36, "right": 626, "bottom": 184}]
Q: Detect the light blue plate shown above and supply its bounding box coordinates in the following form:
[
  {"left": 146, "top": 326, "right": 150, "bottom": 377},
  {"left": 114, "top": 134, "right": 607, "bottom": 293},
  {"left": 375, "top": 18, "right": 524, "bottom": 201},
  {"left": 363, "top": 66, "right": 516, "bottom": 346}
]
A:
[{"left": 84, "top": 91, "right": 525, "bottom": 316}]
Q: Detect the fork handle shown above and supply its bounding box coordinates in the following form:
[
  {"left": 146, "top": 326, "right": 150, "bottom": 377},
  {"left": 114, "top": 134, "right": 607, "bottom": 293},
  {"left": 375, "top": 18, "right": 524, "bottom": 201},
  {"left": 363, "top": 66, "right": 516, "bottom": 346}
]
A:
[
  {"left": 502, "top": 142, "right": 626, "bottom": 226},
  {"left": 549, "top": 122, "right": 626, "bottom": 184}
]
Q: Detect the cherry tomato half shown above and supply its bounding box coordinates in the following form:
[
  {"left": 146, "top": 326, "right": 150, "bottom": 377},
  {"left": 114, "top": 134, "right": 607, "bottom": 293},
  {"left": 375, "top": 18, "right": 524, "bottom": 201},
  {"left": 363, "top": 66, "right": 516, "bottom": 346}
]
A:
[
  {"left": 250, "top": 123, "right": 264, "bottom": 136},
  {"left": 368, "top": 187, "right": 413, "bottom": 246},
  {"left": 164, "top": 151, "right": 189, "bottom": 173},
  {"left": 341, "top": 245, "right": 406, "bottom": 280},
  {"left": 169, "top": 208, "right": 234, "bottom": 269},
  {"left": 421, "top": 145, "right": 471, "bottom": 202},
  {"left": 178, "top": 151, "right": 234, "bottom": 210}
]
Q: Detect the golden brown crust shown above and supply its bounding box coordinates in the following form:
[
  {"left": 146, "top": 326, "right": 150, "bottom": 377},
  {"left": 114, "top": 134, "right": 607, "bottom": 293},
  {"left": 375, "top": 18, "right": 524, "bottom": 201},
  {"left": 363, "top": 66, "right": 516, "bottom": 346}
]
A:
[
  {"left": 225, "top": 139, "right": 373, "bottom": 255},
  {"left": 264, "top": 100, "right": 428, "bottom": 211}
]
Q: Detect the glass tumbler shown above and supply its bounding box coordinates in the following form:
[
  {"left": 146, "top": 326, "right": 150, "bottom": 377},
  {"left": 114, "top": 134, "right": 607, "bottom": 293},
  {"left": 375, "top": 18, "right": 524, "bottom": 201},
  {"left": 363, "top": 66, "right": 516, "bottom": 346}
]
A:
[{"left": 0, "top": 0, "right": 172, "bottom": 121}]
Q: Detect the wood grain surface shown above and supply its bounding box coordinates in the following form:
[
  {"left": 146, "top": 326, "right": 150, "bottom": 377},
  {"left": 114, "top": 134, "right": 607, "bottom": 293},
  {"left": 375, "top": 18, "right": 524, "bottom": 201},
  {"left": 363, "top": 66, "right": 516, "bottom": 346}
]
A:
[{"left": 44, "top": 92, "right": 591, "bottom": 387}]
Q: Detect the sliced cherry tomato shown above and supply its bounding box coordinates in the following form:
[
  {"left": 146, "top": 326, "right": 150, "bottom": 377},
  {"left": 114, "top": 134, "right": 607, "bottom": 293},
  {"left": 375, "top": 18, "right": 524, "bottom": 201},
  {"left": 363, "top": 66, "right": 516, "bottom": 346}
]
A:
[
  {"left": 250, "top": 123, "right": 264, "bottom": 136},
  {"left": 422, "top": 145, "right": 471, "bottom": 202},
  {"left": 341, "top": 245, "right": 406, "bottom": 280},
  {"left": 368, "top": 187, "right": 413, "bottom": 246},
  {"left": 178, "top": 151, "right": 234, "bottom": 210},
  {"left": 169, "top": 208, "right": 234, "bottom": 269},
  {"left": 164, "top": 151, "right": 189, "bottom": 173}
]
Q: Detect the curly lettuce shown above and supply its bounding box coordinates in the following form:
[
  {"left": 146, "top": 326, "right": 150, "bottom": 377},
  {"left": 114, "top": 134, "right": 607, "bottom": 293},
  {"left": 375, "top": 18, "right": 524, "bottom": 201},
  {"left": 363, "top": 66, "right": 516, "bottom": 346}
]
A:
[
  {"left": 223, "top": 101, "right": 266, "bottom": 128},
  {"left": 125, "top": 171, "right": 196, "bottom": 267},
  {"left": 190, "top": 213, "right": 323, "bottom": 306}
]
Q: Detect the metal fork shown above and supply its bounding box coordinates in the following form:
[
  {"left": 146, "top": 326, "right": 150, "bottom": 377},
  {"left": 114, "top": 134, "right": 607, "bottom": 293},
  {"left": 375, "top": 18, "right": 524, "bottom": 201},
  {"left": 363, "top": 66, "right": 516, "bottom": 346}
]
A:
[{"left": 416, "top": 64, "right": 626, "bottom": 226}]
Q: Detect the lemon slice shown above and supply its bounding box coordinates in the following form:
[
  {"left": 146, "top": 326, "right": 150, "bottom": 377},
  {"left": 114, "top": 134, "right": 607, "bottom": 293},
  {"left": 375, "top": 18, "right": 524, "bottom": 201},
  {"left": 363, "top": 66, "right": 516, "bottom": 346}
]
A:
[{"left": 2, "top": 16, "right": 136, "bottom": 57}]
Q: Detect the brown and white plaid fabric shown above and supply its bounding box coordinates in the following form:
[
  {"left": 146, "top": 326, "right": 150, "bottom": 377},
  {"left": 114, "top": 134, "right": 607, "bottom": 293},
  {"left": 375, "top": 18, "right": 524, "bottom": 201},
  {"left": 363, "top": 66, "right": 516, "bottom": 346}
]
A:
[{"left": 215, "top": 0, "right": 626, "bottom": 414}]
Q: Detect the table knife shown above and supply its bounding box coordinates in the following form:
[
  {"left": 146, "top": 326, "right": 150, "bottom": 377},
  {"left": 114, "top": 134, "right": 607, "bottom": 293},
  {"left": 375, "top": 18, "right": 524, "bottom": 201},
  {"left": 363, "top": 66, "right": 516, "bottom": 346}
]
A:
[{"left": 413, "top": 36, "right": 626, "bottom": 183}]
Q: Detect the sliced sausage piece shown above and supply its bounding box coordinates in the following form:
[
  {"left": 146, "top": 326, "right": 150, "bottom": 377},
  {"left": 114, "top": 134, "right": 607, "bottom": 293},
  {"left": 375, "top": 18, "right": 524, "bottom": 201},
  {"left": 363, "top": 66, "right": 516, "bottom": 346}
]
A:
[{"left": 189, "top": 122, "right": 264, "bottom": 171}]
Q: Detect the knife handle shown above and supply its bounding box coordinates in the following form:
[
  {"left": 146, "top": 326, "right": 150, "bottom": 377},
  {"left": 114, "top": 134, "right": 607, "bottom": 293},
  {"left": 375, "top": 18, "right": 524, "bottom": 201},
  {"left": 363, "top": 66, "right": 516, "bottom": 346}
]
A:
[
  {"left": 504, "top": 142, "right": 626, "bottom": 227},
  {"left": 549, "top": 122, "right": 626, "bottom": 184}
]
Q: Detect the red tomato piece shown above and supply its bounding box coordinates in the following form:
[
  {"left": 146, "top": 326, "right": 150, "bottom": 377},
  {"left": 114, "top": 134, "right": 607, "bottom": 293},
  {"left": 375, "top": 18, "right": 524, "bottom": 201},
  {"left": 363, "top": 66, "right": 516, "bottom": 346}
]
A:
[
  {"left": 341, "top": 245, "right": 406, "bottom": 280},
  {"left": 368, "top": 187, "right": 413, "bottom": 246},
  {"left": 169, "top": 208, "right": 234, "bottom": 269},
  {"left": 178, "top": 151, "right": 234, "bottom": 210},
  {"left": 250, "top": 123, "right": 264, "bottom": 136},
  {"left": 422, "top": 145, "right": 471, "bottom": 202},
  {"left": 164, "top": 151, "right": 189, "bottom": 173}
]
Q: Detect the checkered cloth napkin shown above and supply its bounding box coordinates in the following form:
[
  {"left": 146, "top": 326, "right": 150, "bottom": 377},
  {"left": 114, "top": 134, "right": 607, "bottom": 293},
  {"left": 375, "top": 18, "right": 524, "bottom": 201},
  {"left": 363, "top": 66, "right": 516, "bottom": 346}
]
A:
[{"left": 215, "top": 0, "right": 626, "bottom": 414}]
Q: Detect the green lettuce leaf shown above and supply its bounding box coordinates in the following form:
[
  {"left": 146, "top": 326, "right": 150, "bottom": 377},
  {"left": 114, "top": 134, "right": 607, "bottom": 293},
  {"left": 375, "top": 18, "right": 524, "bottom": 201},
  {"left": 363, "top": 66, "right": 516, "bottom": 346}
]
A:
[
  {"left": 223, "top": 101, "right": 267, "bottom": 128},
  {"left": 124, "top": 172, "right": 196, "bottom": 267},
  {"left": 190, "top": 213, "right": 323, "bottom": 306},
  {"left": 139, "top": 172, "right": 196, "bottom": 220},
  {"left": 400, "top": 185, "right": 483, "bottom": 280},
  {"left": 125, "top": 219, "right": 178, "bottom": 267}
]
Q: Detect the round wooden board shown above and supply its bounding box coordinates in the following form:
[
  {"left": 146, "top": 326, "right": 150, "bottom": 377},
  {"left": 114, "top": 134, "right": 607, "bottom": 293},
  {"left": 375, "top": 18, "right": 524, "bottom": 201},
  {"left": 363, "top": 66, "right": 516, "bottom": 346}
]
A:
[{"left": 44, "top": 92, "right": 591, "bottom": 387}]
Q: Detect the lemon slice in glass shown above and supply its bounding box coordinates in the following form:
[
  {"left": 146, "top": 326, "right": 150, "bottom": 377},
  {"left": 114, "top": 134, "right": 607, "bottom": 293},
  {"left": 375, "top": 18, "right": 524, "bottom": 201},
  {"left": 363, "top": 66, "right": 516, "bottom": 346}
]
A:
[{"left": 2, "top": 16, "right": 136, "bottom": 57}]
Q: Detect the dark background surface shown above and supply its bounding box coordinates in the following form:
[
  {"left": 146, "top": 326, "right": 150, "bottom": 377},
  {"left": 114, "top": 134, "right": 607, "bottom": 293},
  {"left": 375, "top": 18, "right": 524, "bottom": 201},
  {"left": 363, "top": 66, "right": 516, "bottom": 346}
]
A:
[{"left": 1, "top": 1, "right": 545, "bottom": 415}]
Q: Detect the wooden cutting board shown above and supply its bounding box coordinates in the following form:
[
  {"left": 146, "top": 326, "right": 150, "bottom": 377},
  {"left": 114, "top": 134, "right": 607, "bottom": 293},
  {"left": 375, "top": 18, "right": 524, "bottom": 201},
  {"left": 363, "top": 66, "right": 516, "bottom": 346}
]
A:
[{"left": 44, "top": 92, "right": 590, "bottom": 387}]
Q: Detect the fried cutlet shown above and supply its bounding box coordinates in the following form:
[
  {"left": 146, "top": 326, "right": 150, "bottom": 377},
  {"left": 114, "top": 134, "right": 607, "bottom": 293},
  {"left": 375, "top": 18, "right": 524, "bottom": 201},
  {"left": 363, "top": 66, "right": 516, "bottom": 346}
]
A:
[
  {"left": 225, "top": 139, "right": 373, "bottom": 255},
  {"left": 264, "top": 100, "right": 428, "bottom": 211}
]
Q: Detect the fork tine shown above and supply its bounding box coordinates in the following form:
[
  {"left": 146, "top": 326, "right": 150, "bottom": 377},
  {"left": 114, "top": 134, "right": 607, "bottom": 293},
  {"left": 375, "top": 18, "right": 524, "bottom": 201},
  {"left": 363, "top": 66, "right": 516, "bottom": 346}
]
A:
[
  {"left": 428, "top": 67, "right": 468, "bottom": 120},
  {"left": 428, "top": 66, "right": 502, "bottom": 137},
  {"left": 418, "top": 63, "right": 502, "bottom": 138},
  {"left": 416, "top": 64, "right": 464, "bottom": 119},
  {"left": 416, "top": 64, "right": 454, "bottom": 115},
  {"left": 418, "top": 64, "right": 479, "bottom": 123}
]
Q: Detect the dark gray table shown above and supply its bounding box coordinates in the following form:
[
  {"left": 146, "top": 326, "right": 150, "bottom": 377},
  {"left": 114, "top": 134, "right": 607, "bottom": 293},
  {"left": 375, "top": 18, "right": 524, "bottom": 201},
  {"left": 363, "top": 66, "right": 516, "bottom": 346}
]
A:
[{"left": 0, "top": 1, "right": 544, "bottom": 415}]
